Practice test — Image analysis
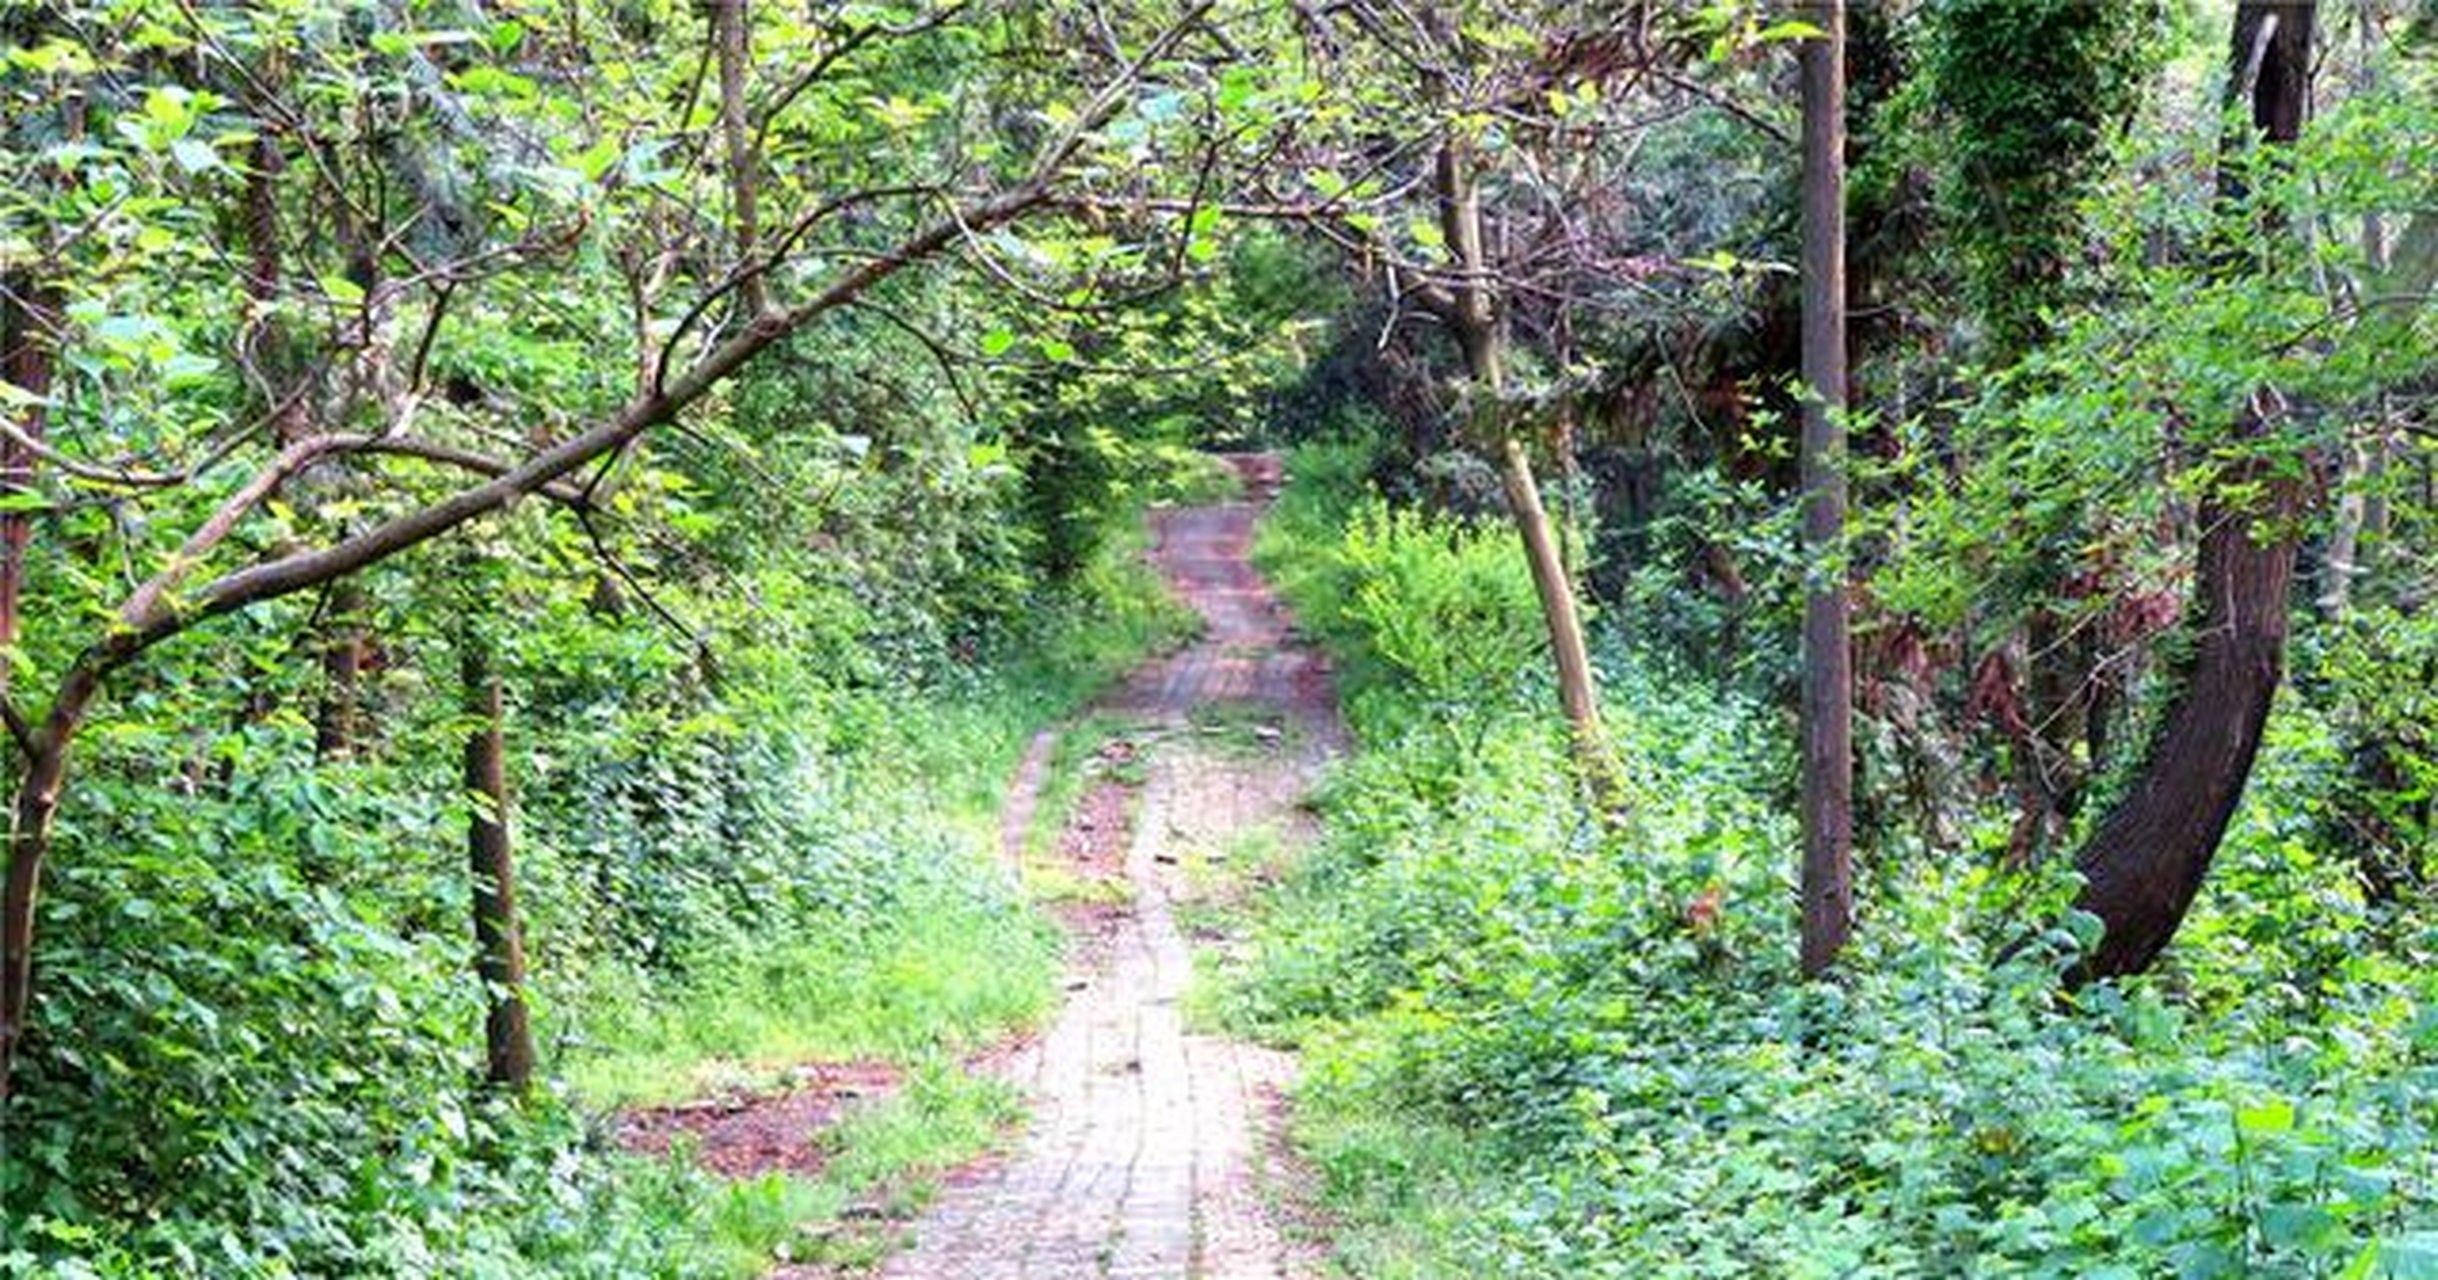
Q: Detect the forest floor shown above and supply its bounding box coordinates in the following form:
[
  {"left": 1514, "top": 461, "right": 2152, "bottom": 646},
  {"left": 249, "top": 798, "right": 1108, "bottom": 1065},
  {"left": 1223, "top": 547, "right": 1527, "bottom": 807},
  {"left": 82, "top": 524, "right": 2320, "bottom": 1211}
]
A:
[{"left": 865, "top": 452, "right": 1345, "bottom": 1279}]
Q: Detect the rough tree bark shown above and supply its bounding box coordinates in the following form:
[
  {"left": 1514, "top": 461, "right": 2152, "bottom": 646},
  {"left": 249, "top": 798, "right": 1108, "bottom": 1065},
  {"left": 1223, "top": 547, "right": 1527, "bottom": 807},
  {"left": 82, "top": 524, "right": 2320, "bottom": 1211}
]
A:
[
  {"left": 461, "top": 613, "right": 535, "bottom": 1093},
  {"left": 2068, "top": 0, "right": 2317, "bottom": 980},
  {"left": 1798, "top": 0, "right": 1853, "bottom": 977},
  {"left": 715, "top": 0, "right": 767, "bottom": 319}
]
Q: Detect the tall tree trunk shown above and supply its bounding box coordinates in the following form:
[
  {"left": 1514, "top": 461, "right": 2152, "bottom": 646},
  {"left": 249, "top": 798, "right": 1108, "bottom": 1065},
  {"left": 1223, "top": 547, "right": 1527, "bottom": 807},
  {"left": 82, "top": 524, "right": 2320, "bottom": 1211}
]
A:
[
  {"left": 2073, "top": 398, "right": 2306, "bottom": 978},
  {"left": 2069, "top": 0, "right": 2317, "bottom": 980},
  {"left": 1432, "top": 140, "right": 1618, "bottom": 806},
  {"left": 315, "top": 584, "right": 368, "bottom": 761},
  {"left": 0, "top": 753, "right": 65, "bottom": 1111},
  {"left": 2320, "top": 0, "right": 2393, "bottom": 621},
  {"left": 242, "top": 116, "right": 370, "bottom": 763},
  {"left": 461, "top": 628, "right": 536, "bottom": 1093},
  {"left": 1798, "top": 0, "right": 1853, "bottom": 976},
  {"left": 715, "top": 0, "right": 765, "bottom": 318}
]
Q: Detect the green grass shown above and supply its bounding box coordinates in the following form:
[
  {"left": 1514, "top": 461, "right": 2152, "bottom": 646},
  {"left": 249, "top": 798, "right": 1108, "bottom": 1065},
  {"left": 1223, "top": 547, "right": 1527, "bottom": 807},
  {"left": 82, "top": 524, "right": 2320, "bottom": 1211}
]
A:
[
  {"left": 1022, "top": 715, "right": 1146, "bottom": 863},
  {"left": 567, "top": 890, "right": 1059, "bottom": 1107},
  {"left": 647, "top": 1058, "right": 1023, "bottom": 1276},
  {"left": 893, "top": 519, "right": 1199, "bottom": 845},
  {"left": 1283, "top": 1105, "right": 1494, "bottom": 1279},
  {"left": 568, "top": 517, "right": 1194, "bottom": 1107}
]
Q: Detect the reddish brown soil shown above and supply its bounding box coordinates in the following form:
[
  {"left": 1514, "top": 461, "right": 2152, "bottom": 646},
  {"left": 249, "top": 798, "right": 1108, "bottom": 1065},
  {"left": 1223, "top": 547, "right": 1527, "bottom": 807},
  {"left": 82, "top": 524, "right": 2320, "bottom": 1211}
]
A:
[{"left": 614, "top": 1062, "right": 901, "bottom": 1179}]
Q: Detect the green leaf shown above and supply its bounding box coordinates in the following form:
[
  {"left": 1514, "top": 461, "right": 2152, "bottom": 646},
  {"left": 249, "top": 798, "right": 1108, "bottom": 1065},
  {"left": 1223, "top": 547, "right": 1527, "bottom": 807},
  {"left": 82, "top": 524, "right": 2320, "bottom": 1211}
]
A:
[
  {"left": 1755, "top": 19, "right": 1826, "bottom": 42},
  {"left": 979, "top": 329, "right": 1017, "bottom": 357},
  {"left": 2236, "top": 1098, "right": 2296, "bottom": 1136}
]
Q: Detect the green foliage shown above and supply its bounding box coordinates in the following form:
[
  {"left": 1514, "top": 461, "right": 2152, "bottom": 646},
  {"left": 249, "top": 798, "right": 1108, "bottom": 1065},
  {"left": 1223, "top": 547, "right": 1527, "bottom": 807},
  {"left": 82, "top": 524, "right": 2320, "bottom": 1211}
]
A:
[
  {"left": 1229, "top": 445, "right": 2438, "bottom": 1280},
  {"left": 0, "top": 450, "right": 1183, "bottom": 1273},
  {"left": 1920, "top": 0, "right": 2167, "bottom": 358}
]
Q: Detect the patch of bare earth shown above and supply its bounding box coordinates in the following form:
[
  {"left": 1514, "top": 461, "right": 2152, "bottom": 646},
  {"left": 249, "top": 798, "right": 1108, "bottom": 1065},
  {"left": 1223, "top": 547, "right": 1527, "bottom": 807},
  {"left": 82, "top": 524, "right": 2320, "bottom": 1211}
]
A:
[{"left": 614, "top": 1062, "right": 903, "bottom": 1179}]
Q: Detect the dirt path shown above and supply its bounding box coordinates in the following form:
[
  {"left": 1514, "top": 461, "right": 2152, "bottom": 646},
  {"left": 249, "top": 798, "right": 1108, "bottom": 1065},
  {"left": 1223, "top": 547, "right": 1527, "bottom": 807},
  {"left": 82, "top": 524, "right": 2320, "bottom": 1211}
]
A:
[{"left": 879, "top": 454, "right": 1340, "bottom": 1280}]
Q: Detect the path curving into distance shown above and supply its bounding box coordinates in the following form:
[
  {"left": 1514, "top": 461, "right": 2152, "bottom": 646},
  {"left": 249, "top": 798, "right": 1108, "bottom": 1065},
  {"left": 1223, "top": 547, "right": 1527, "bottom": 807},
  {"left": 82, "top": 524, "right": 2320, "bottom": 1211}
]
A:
[{"left": 879, "top": 453, "right": 1342, "bottom": 1280}]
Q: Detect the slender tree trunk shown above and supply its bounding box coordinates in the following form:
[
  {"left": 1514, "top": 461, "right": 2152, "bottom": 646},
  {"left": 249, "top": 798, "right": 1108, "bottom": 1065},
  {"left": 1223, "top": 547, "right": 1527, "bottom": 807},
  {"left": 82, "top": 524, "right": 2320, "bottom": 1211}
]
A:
[
  {"left": 716, "top": 0, "right": 765, "bottom": 318},
  {"left": 0, "top": 756, "right": 65, "bottom": 1111},
  {"left": 315, "top": 584, "right": 368, "bottom": 761},
  {"left": 2069, "top": 0, "right": 2317, "bottom": 980},
  {"left": 0, "top": 279, "right": 56, "bottom": 701},
  {"left": 1432, "top": 139, "right": 1617, "bottom": 805},
  {"left": 1500, "top": 437, "right": 1612, "bottom": 779},
  {"left": 461, "top": 628, "right": 535, "bottom": 1093},
  {"left": 1797, "top": 0, "right": 1853, "bottom": 977},
  {"left": 2321, "top": 437, "right": 2373, "bottom": 617},
  {"left": 0, "top": 669, "right": 103, "bottom": 1109},
  {"left": 2321, "top": 0, "right": 2392, "bottom": 621}
]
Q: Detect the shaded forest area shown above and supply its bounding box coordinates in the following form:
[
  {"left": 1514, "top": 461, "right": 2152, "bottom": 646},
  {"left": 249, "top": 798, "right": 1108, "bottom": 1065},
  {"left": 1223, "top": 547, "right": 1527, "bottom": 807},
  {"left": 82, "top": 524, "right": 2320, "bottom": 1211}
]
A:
[{"left": 2, "top": 0, "right": 2437, "bottom": 1276}]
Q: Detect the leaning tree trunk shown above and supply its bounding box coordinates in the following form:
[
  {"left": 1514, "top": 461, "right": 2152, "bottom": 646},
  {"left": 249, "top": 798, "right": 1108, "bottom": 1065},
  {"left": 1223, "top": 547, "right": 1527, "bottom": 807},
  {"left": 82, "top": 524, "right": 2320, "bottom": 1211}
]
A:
[
  {"left": 0, "top": 102, "right": 63, "bottom": 1110},
  {"left": 1497, "top": 436, "right": 1616, "bottom": 794},
  {"left": 1797, "top": 0, "right": 1853, "bottom": 976},
  {"left": 2073, "top": 401, "right": 2305, "bottom": 977},
  {"left": 1431, "top": 139, "right": 1620, "bottom": 808},
  {"left": 461, "top": 627, "right": 536, "bottom": 1093},
  {"left": 0, "top": 665, "right": 105, "bottom": 1108},
  {"left": 2069, "top": 0, "right": 2316, "bottom": 979}
]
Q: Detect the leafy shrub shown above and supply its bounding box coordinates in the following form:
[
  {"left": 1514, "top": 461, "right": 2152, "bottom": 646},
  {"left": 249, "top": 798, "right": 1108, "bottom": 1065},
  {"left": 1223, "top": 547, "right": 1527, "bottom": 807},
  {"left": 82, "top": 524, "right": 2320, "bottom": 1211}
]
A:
[
  {"left": 1, "top": 470, "right": 1183, "bottom": 1275},
  {"left": 1234, "top": 443, "right": 2438, "bottom": 1280}
]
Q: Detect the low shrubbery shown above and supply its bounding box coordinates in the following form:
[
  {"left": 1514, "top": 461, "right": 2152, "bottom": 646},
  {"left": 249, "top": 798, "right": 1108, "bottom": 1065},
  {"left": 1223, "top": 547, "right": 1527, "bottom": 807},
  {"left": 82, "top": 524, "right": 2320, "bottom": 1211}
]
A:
[{"left": 1232, "top": 440, "right": 2438, "bottom": 1280}]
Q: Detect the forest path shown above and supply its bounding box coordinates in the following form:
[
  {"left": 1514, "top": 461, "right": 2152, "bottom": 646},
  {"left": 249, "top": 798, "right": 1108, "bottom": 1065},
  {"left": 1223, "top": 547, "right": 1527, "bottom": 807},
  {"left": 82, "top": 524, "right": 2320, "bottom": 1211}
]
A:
[{"left": 877, "top": 454, "right": 1340, "bottom": 1279}]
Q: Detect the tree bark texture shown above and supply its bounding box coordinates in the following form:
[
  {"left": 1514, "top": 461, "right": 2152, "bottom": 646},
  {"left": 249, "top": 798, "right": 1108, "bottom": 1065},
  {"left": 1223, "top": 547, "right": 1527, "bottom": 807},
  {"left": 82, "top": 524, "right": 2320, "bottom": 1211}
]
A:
[
  {"left": 462, "top": 635, "right": 536, "bottom": 1093},
  {"left": 2068, "top": 0, "right": 2317, "bottom": 980},
  {"left": 1798, "top": 0, "right": 1853, "bottom": 977}
]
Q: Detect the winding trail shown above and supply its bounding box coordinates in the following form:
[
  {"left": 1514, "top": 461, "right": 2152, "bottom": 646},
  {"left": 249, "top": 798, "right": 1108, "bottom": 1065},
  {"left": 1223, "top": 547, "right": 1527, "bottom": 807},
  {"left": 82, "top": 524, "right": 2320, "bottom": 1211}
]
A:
[{"left": 880, "top": 454, "right": 1341, "bottom": 1280}]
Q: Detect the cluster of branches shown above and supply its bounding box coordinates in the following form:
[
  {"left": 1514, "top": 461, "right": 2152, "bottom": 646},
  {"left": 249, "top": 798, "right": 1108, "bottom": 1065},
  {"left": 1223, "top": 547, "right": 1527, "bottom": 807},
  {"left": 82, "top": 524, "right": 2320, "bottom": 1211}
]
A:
[{"left": 0, "top": 0, "right": 1240, "bottom": 1108}]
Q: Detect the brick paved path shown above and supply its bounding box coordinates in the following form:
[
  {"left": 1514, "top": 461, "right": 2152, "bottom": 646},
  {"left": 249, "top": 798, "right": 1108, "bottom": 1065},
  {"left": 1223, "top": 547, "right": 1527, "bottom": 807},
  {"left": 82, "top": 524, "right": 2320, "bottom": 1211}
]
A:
[{"left": 878, "top": 454, "right": 1338, "bottom": 1280}]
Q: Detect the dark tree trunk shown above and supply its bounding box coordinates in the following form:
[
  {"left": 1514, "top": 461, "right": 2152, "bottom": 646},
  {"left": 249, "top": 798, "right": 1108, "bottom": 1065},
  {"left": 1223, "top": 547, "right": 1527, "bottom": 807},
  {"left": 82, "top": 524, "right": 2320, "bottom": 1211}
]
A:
[
  {"left": 0, "top": 277, "right": 56, "bottom": 700},
  {"left": 2072, "top": 402, "right": 2305, "bottom": 977},
  {"left": 0, "top": 668, "right": 104, "bottom": 1109},
  {"left": 1798, "top": 0, "right": 1853, "bottom": 977},
  {"left": 2069, "top": 0, "right": 2316, "bottom": 980},
  {"left": 462, "top": 634, "right": 536, "bottom": 1092}
]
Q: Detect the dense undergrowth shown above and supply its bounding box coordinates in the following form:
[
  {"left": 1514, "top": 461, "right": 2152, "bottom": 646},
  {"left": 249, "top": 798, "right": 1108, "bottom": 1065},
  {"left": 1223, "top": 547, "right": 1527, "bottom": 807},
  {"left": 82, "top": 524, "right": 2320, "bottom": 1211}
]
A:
[
  {"left": 2, "top": 485, "right": 1194, "bottom": 1278},
  {"left": 1230, "top": 437, "right": 2438, "bottom": 1280}
]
